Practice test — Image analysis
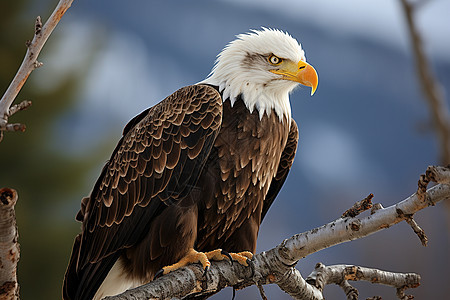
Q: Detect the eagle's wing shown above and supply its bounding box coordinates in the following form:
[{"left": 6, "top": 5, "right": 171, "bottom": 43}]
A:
[
  {"left": 64, "top": 84, "right": 222, "bottom": 300},
  {"left": 261, "top": 119, "right": 298, "bottom": 220}
]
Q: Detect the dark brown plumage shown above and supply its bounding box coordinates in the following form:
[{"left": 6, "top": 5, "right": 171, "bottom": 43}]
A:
[
  {"left": 63, "top": 84, "right": 297, "bottom": 300},
  {"left": 63, "top": 28, "right": 317, "bottom": 300},
  {"left": 196, "top": 95, "right": 296, "bottom": 252}
]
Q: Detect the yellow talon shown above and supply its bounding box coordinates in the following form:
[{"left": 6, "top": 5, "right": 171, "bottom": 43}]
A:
[
  {"left": 203, "top": 249, "right": 227, "bottom": 261},
  {"left": 204, "top": 249, "right": 253, "bottom": 266},
  {"left": 162, "top": 248, "right": 210, "bottom": 275},
  {"left": 229, "top": 251, "right": 253, "bottom": 266},
  {"left": 159, "top": 248, "right": 253, "bottom": 277}
]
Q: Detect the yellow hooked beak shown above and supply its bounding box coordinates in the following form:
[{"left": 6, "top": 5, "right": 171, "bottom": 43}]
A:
[{"left": 270, "top": 60, "right": 318, "bottom": 96}]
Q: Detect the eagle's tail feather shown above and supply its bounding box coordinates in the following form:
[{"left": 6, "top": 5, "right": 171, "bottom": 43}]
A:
[
  {"left": 63, "top": 234, "right": 122, "bottom": 300},
  {"left": 63, "top": 234, "right": 81, "bottom": 300}
]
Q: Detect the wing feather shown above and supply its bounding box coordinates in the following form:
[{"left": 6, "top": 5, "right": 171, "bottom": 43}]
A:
[{"left": 75, "top": 84, "right": 222, "bottom": 275}]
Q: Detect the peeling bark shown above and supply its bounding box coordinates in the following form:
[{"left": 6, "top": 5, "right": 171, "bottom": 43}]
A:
[
  {"left": 306, "top": 263, "right": 420, "bottom": 300},
  {"left": 0, "top": 188, "right": 19, "bottom": 300}
]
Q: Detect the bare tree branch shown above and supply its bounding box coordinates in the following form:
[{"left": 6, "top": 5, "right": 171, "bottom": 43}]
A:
[
  {"left": 0, "top": 188, "right": 20, "bottom": 300},
  {"left": 104, "top": 166, "right": 450, "bottom": 300},
  {"left": 400, "top": 0, "right": 450, "bottom": 164},
  {"left": 0, "top": 0, "right": 74, "bottom": 142},
  {"left": 404, "top": 214, "right": 428, "bottom": 246},
  {"left": 0, "top": 2, "right": 75, "bottom": 299},
  {"left": 306, "top": 263, "right": 420, "bottom": 300}
]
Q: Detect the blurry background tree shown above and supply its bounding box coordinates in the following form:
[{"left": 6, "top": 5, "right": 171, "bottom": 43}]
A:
[
  {"left": 0, "top": 1, "right": 102, "bottom": 298},
  {"left": 400, "top": 0, "right": 450, "bottom": 222},
  {"left": 0, "top": 0, "right": 449, "bottom": 299}
]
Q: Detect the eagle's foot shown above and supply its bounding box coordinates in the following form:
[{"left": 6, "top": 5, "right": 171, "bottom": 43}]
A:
[
  {"left": 154, "top": 249, "right": 254, "bottom": 280},
  {"left": 158, "top": 248, "right": 211, "bottom": 278},
  {"left": 205, "top": 249, "right": 253, "bottom": 267},
  {"left": 228, "top": 251, "right": 253, "bottom": 266},
  {"left": 203, "top": 249, "right": 232, "bottom": 262}
]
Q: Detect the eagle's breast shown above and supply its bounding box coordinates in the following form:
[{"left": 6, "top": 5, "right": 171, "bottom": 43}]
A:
[{"left": 197, "top": 96, "right": 290, "bottom": 249}]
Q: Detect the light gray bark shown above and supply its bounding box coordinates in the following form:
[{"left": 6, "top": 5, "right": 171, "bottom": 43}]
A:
[
  {"left": 0, "top": 188, "right": 20, "bottom": 300},
  {"left": 0, "top": 0, "right": 74, "bottom": 142},
  {"left": 105, "top": 166, "right": 449, "bottom": 300}
]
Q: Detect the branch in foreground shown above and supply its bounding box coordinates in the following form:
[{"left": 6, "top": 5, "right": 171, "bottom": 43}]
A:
[
  {"left": 105, "top": 166, "right": 450, "bottom": 300},
  {"left": 0, "top": 0, "right": 74, "bottom": 142},
  {"left": 0, "top": 188, "right": 20, "bottom": 300},
  {"left": 305, "top": 263, "right": 420, "bottom": 300}
]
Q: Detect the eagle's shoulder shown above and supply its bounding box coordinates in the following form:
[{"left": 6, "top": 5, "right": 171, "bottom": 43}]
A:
[{"left": 76, "top": 84, "right": 223, "bottom": 268}]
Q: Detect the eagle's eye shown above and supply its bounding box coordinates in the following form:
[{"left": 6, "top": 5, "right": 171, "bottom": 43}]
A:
[{"left": 268, "top": 54, "right": 282, "bottom": 65}]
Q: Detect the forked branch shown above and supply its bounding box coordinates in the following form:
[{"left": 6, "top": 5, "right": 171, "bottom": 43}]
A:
[
  {"left": 0, "top": 0, "right": 74, "bottom": 142},
  {"left": 306, "top": 263, "right": 420, "bottom": 300},
  {"left": 105, "top": 166, "right": 450, "bottom": 300}
]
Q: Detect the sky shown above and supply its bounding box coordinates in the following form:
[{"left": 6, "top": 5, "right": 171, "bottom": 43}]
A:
[{"left": 220, "top": 0, "right": 450, "bottom": 60}]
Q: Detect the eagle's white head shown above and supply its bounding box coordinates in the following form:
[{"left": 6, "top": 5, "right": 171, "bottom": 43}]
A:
[{"left": 199, "top": 28, "right": 318, "bottom": 121}]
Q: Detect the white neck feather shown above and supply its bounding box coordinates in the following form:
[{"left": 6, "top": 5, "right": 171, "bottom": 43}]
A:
[{"left": 199, "top": 74, "right": 296, "bottom": 123}]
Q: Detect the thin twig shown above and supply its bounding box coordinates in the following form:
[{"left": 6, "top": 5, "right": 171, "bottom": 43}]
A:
[
  {"left": 417, "top": 172, "right": 432, "bottom": 205},
  {"left": 8, "top": 100, "right": 32, "bottom": 116},
  {"left": 338, "top": 280, "right": 358, "bottom": 300},
  {"left": 0, "top": 0, "right": 74, "bottom": 141},
  {"left": 257, "top": 284, "right": 268, "bottom": 300},
  {"left": 342, "top": 193, "right": 374, "bottom": 218},
  {"left": 405, "top": 215, "right": 428, "bottom": 246},
  {"left": 426, "top": 165, "right": 450, "bottom": 185},
  {"left": 397, "top": 286, "right": 415, "bottom": 300},
  {"left": 0, "top": 123, "right": 26, "bottom": 132},
  {"left": 394, "top": 207, "right": 428, "bottom": 247}
]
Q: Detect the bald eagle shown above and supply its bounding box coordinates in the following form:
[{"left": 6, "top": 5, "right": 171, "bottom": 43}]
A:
[{"left": 63, "top": 28, "right": 318, "bottom": 300}]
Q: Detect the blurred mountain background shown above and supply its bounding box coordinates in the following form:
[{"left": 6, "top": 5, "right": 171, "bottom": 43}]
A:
[{"left": 0, "top": 0, "right": 449, "bottom": 299}]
